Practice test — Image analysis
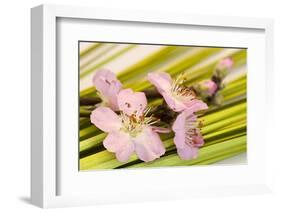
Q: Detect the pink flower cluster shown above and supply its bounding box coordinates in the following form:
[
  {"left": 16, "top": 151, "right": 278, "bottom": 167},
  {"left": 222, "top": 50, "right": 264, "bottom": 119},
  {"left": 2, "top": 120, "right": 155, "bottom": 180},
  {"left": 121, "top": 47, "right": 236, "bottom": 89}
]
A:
[
  {"left": 148, "top": 72, "right": 208, "bottom": 160},
  {"left": 90, "top": 69, "right": 208, "bottom": 163},
  {"left": 91, "top": 70, "right": 169, "bottom": 162}
]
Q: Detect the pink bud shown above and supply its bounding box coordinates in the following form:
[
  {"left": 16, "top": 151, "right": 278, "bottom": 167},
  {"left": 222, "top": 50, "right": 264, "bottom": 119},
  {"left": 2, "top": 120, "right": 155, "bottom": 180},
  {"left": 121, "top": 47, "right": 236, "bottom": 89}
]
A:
[
  {"left": 218, "top": 58, "right": 233, "bottom": 70},
  {"left": 196, "top": 80, "right": 218, "bottom": 97},
  {"left": 203, "top": 80, "right": 218, "bottom": 96},
  {"left": 214, "top": 58, "right": 234, "bottom": 79}
]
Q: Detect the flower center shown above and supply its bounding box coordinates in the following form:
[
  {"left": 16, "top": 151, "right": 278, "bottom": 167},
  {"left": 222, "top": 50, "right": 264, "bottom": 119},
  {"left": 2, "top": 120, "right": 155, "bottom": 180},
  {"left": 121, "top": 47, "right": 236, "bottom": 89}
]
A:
[
  {"left": 120, "top": 107, "right": 159, "bottom": 137},
  {"left": 184, "top": 116, "right": 202, "bottom": 146},
  {"left": 171, "top": 74, "right": 196, "bottom": 101}
]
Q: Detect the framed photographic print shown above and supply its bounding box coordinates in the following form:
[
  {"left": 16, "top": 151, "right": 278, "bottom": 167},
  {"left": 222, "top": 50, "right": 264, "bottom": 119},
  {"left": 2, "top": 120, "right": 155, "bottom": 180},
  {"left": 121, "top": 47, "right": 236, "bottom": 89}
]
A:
[{"left": 31, "top": 4, "right": 274, "bottom": 208}]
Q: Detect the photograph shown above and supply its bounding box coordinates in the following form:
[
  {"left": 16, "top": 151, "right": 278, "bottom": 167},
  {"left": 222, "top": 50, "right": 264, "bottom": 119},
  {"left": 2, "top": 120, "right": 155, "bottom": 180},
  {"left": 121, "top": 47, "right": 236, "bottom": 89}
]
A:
[{"left": 78, "top": 41, "right": 247, "bottom": 171}]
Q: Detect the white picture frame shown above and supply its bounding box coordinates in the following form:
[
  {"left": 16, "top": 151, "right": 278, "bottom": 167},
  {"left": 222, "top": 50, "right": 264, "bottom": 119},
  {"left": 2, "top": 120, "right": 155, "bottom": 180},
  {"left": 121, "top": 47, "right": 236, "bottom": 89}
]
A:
[{"left": 31, "top": 4, "right": 274, "bottom": 208}]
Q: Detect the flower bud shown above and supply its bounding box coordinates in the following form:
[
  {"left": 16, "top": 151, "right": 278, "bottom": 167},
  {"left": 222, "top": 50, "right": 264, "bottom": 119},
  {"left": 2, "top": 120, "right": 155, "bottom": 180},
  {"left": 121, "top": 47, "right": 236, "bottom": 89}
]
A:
[
  {"left": 194, "top": 80, "right": 218, "bottom": 99},
  {"left": 213, "top": 58, "right": 233, "bottom": 79}
]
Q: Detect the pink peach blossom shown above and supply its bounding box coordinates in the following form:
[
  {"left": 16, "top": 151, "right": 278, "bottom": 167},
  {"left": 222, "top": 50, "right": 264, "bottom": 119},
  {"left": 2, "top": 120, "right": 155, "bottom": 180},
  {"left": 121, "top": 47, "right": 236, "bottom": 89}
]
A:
[
  {"left": 117, "top": 88, "right": 147, "bottom": 117},
  {"left": 147, "top": 72, "right": 208, "bottom": 112},
  {"left": 172, "top": 110, "right": 205, "bottom": 160},
  {"left": 92, "top": 69, "right": 122, "bottom": 111},
  {"left": 91, "top": 89, "right": 168, "bottom": 162}
]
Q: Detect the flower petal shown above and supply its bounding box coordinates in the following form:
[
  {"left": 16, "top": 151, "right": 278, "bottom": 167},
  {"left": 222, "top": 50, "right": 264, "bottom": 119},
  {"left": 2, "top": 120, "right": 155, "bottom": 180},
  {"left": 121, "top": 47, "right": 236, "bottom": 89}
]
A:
[
  {"left": 162, "top": 92, "right": 187, "bottom": 112},
  {"left": 133, "top": 127, "right": 165, "bottom": 162},
  {"left": 90, "top": 107, "right": 122, "bottom": 132},
  {"left": 105, "top": 80, "right": 122, "bottom": 110},
  {"left": 147, "top": 72, "right": 172, "bottom": 94},
  {"left": 183, "top": 99, "right": 208, "bottom": 114},
  {"left": 103, "top": 131, "right": 134, "bottom": 162},
  {"left": 172, "top": 111, "right": 197, "bottom": 149},
  {"left": 92, "top": 69, "right": 120, "bottom": 94},
  {"left": 151, "top": 126, "right": 171, "bottom": 133},
  {"left": 117, "top": 89, "right": 147, "bottom": 117},
  {"left": 172, "top": 112, "right": 204, "bottom": 160},
  {"left": 172, "top": 111, "right": 189, "bottom": 149},
  {"left": 92, "top": 69, "right": 122, "bottom": 110},
  {"left": 177, "top": 144, "right": 199, "bottom": 160},
  {"left": 116, "top": 146, "right": 135, "bottom": 162}
]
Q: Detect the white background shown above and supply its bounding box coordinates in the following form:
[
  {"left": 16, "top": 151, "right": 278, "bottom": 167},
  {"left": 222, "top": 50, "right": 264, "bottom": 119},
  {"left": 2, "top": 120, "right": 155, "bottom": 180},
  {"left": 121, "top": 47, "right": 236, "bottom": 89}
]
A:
[{"left": 0, "top": 0, "right": 280, "bottom": 212}]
